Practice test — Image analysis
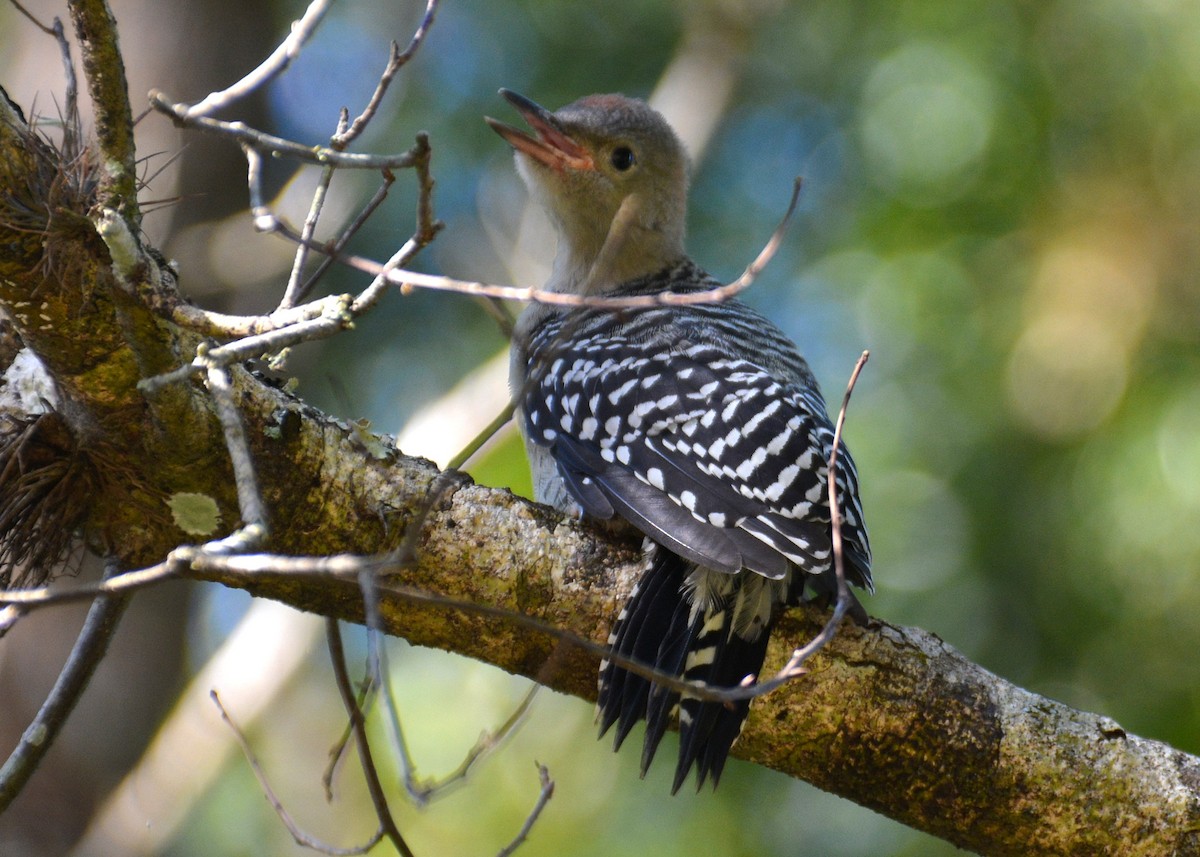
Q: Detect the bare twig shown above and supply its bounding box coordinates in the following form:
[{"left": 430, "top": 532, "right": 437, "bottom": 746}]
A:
[
  {"left": 210, "top": 689, "right": 384, "bottom": 856},
  {"left": 445, "top": 400, "right": 516, "bottom": 472},
  {"left": 757, "top": 350, "right": 871, "bottom": 690},
  {"left": 353, "top": 569, "right": 428, "bottom": 807},
  {"left": 334, "top": 0, "right": 440, "bottom": 148},
  {"left": 496, "top": 763, "right": 554, "bottom": 857},
  {"left": 149, "top": 90, "right": 424, "bottom": 170},
  {"left": 0, "top": 560, "right": 131, "bottom": 813},
  {"left": 322, "top": 665, "right": 376, "bottom": 801},
  {"left": 326, "top": 619, "right": 416, "bottom": 857},
  {"left": 0, "top": 558, "right": 179, "bottom": 606},
  {"left": 276, "top": 176, "right": 802, "bottom": 311},
  {"left": 440, "top": 686, "right": 538, "bottom": 796},
  {"left": 294, "top": 169, "right": 397, "bottom": 304},
  {"left": 9, "top": 2, "right": 79, "bottom": 159},
  {"left": 165, "top": 285, "right": 338, "bottom": 340},
  {"left": 280, "top": 157, "right": 338, "bottom": 310},
  {"left": 182, "top": 0, "right": 333, "bottom": 119},
  {"left": 408, "top": 684, "right": 540, "bottom": 806},
  {"left": 202, "top": 360, "right": 268, "bottom": 535},
  {"left": 283, "top": 123, "right": 434, "bottom": 309},
  {"left": 142, "top": 294, "right": 354, "bottom": 392},
  {"left": 0, "top": 604, "right": 22, "bottom": 637},
  {"left": 146, "top": 133, "right": 437, "bottom": 387},
  {"left": 330, "top": 551, "right": 536, "bottom": 809}
]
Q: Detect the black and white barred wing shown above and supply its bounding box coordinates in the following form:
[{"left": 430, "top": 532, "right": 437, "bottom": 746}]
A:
[{"left": 523, "top": 321, "right": 872, "bottom": 589}]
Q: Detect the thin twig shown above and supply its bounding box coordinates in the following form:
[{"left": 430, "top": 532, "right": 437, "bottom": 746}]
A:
[
  {"left": 145, "top": 136, "right": 436, "bottom": 390},
  {"left": 182, "top": 0, "right": 333, "bottom": 119},
  {"left": 496, "top": 763, "right": 554, "bottom": 857},
  {"left": 326, "top": 618, "right": 416, "bottom": 857},
  {"left": 355, "top": 570, "right": 428, "bottom": 807},
  {"left": 279, "top": 160, "right": 336, "bottom": 310},
  {"left": 748, "top": 349, "right": 871, "bottom": 694},
  {"left": 203, "top": 360, "right": 268, "bottom": 534},
  {"left": 210, "top": 689, "right": 384, "bottom": 856},
  {"left": 273, "top": 176, "right": 801, "bottom": 312},
  {"left": 0, "top": 557, "right": 180, "bottom": 606},
  {"left": 243, "top": 143, "right": 270, "bottom": 227},
  {"left": 445, "top": 401, "right": 516, "bottom": 472},
  {"left": 334, "top": 0, "right": 440, "bottom": 148},
  {"left": 149, "top": 90, "right": 424, "bottom": 170},
  {"left": 328, "top": 583, "right": 536, "bottom": 807},
  {"left": 10, "top": 2, "right": 78, "bottom": 159},
  {"left": 295, "top": 169, "right": 397, "bottom": 304},
  {"left": 278, "top": 108, "right": 348, "bottom": 313},
  {"left": 0, "top": 604, "right": 22, "bottom": 637},
  {"left": 411, "top": 685, "right": 540, "bottom": 805},
  {"left": 0, "top": 560, "right": 131, "bottom": 813},
  {"left": 142, "top": 294, "right": 355, "bottom": 392},
  {"left": 322, "top": 666, "right": 376, "bottom": 802}
]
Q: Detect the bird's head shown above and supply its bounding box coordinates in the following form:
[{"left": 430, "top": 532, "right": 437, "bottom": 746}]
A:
[{"left": 487, "top": 89, "right": 690, "bottom": 293}]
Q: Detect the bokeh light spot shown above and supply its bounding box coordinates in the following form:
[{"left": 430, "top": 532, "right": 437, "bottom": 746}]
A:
[
  {"left": 1158, "top": 386, "right": 1200, "bottom": 508},
  {"left": 1006, "top": 313, "right": 1128, "bottom": 438},
  {"left": 859, "top": 42, "right": 996, "bottom": 204},
  {"left": 869, "top": 469, "right": 967, "bottom": 592}
]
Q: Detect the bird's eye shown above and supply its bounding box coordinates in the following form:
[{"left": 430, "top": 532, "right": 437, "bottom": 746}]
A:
[{"left": 610, "top": 146, "right": 636, "bottom": 171}]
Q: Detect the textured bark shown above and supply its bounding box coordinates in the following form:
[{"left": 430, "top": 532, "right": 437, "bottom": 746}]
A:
[{"left": 3, "top": 75, "right": 1199, "bottom": 857}]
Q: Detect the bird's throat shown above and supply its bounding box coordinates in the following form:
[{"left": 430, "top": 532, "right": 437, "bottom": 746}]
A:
[{"left": 548, "top": 194, "right": 684, "bottom": 296}]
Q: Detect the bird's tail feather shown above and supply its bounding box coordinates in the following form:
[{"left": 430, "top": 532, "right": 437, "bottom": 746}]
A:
[
  {"left": 674, "top": 622, "right": 770, "bottom": 792},
  {"left": 597, "top": 547, "right": 686, "bottom": 747},
  {"left": 597, "top": 545, "right": 773, "bottom": 793}
]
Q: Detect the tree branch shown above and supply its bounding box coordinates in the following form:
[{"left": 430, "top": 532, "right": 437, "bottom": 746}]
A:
[{"left": 67, "top": 0, "right": 138, "bottom": 223}]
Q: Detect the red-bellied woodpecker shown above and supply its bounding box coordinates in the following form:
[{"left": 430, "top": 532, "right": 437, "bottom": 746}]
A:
[{"left": 487, "top": 90, "right": 873, "bottom": 792}]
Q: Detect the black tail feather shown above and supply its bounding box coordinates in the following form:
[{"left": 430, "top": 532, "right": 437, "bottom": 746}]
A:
[
  {"left": 673, "top": 624, "right": 771, "bottom": 792},
  {"left": 598, "top": 548, "right": 686, "bottom": 748},
  {"left": 598, "top": 544, "right": 777, "bottom": 792},
  {"left": 640, "top": 596, "right": 691, "bottom": 774}
]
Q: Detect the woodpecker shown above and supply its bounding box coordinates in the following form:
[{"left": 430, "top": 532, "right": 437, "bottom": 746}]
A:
[{"left": 488, "top": 90, "right": 873, "bottom": 792}]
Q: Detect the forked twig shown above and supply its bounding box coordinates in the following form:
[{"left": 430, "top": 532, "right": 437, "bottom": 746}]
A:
[
  {"left": 322, "top": 663, "right": 376, "bottom": 801},
  {"left": 150, "top": 88, "right": 422, "bottom": 170},
  {"left": 334, "top": 0, "right": 440, "bottom": 148},
  {"left": 211, "top": 689, "right": 385, "bottom": 856},
  {"left": 181, "top": 0, "right": 333, "bottom": 119},
  {"left": 9, "top": 1, "right": 79, "bottom": 159},
  {"left": 325, "top": 619, "right": 416, "bottom": 857},
  {"left": 496, "top": 763, "right": 554, "bottom": 857}
]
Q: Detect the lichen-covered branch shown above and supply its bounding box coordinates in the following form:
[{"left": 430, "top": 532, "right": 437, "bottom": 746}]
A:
[
  {"left": 2, "top": 79, "right": 1198, "bottom": 857},
  {"left": 67, "top": 0, "right": 138, "bottom": 223}
]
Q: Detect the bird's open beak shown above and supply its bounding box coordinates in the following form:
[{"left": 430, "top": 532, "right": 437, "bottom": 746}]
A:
[{"left": 486, "top": 89, "right": 595, "bottom": 172}]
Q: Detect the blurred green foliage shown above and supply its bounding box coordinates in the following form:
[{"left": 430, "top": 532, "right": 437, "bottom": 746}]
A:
[{"left": 8, "top": 0, "right": 1198, "bottom": 853}]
